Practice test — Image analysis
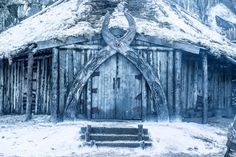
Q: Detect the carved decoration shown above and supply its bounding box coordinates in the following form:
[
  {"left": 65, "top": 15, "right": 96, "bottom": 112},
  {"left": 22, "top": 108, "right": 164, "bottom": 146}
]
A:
[{"left": 65, "top": 11, "right": 169, "bottom": 121}]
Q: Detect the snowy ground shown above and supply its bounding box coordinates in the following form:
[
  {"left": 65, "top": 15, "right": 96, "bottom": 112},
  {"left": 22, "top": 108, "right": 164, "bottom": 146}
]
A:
[{"left": 0, "top": 115, "right": 232, "bottom": 157}]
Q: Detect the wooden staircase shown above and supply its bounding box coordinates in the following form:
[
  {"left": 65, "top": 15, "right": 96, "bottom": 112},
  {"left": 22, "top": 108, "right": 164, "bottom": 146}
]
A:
[{"left": 80, "top": 124, "right": 152, "bottom": 148}]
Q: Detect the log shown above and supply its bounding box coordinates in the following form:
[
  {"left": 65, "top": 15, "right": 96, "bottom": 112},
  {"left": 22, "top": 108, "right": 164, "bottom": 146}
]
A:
[
  {"left": 0, "top": 59, "right": 4, "bottom": 115},
  {"left": 46, "top": 58, "right": 52, "bottom": 114},
  {"left": 35, "top": 60, "right": 40, "bottom": 114},
  {"left": 174, "top": 50, "right": 182, "bottom": 120},
  {"left": 59, "top": 50, "right": 66, "bottom": 120},
  {"left": 167, "top": 51, "right": 174, "bottom": 118},
  {"left": 25, "top": 52, "right": 34, "bottom": 121},
  {"left": 193, "top": 61, "right": 198, "bottom": 109},
  {"left": 20, "top": 61, "right": 24, "bottom": 114},
  {"left": 226, "top": 68, "right": 232, "bottom": 118},
  {"left": 50, "top": 48, "right": 59, "bottom": 122},
  {"left": 202, "top": 53, "right": 208, "bottom": 124}
]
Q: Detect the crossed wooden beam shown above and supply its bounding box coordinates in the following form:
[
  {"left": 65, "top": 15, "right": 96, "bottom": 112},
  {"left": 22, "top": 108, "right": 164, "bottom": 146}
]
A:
[{"left": 65, "top": 11, "right": 169, "bottom": 121}]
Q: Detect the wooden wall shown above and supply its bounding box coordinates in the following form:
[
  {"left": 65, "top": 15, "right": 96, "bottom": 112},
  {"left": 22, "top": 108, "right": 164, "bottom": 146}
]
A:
[
  {"left": 181, "top": 55, "right": 233, "bottom": 118},
  {"left": 0, "top": 55, "right": 51, "bottom": 115},
  {"left": 0, "top": 41, "right": 234, "bottom": 120},
  {"left": 57, "top": 44, "right": 175, "bottom": 119}
]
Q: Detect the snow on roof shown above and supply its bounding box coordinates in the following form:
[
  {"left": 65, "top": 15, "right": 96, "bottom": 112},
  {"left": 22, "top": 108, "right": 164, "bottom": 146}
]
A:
[
  {"left": 0, "top": 0, "right": 236, "bottom": 59},
  {"left": 207, "top": 3, "right": 236, "bottom": 32}
]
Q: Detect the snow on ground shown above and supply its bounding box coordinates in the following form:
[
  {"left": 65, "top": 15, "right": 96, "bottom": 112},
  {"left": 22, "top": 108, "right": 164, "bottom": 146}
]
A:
[{"left": 0, "top": 115, "right": 231, "bottom": 157}]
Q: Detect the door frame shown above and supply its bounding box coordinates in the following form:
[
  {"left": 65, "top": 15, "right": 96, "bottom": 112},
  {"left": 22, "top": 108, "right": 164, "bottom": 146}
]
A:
[
  {"left": 90, "top": 54, "right": 143, "bottom": 120},
  {"left": 65, "top": 48, "right": 169, "bottom": 121}
]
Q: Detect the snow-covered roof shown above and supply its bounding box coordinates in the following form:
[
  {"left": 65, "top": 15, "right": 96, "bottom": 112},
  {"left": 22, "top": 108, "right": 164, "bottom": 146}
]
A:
[
  {"left": 207, "top": 3, "right": 236, "bottom": 33},
  {"left": 1, "top": 0, "right": 236, "bottom": 59}
]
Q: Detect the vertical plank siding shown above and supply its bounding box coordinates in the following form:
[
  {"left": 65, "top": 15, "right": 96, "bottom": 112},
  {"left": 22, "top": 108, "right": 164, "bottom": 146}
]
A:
[
  {"left": 0, "top": 60, "right": 3, "bottom": 115},
  {"left": 1, "top": 54, "right": 52, "bottom": 115},
  {"left": 0, "top": 42, "right": 234, "bottom": 120}
]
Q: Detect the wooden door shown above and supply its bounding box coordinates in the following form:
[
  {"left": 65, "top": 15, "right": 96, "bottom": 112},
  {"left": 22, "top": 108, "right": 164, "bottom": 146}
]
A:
[
  {"left": 91, "top": 54, "right": 142, "bottom": 120},
  {"left": 116, "top": 54, "right": 142, "bottom": 120},
  {"left": 91, "top": 55, "right": 116, "bottom": 119}
]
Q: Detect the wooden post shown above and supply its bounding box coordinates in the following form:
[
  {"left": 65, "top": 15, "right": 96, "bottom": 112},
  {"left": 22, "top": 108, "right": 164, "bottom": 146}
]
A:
[
  {"left": 167, "top": 51, "right": 174, "bottom": 119},
  {"left": 202, "top": 53, "right": 208, "bottom": 124},
  {"left": 51, "top": 48, "right": 59, "bottom": 122},
  {"left": 0, "top": 59, "right": 4, "bottom": 115},
  {"left": 59, "top": 50, "right": 65, "bottom": 120},
  {"left": 138, "top": 124, "right": 143, "bottom": 141},
  {"left": 226, "top": 67, "right": 232, "bottom": 118},
  {"left": 85, "top": 125, "right": 91, "bottom": 142},
  {"left": 174, "top": 50, "right": 182, "bottom": 120},
  {"left": 25, "top": 53, "right": 34, "bottom": 121}
]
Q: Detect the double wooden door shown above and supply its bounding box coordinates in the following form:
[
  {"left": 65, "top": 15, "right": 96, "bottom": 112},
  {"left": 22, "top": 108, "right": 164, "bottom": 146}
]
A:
[{"left": 91, "top": 54, "right": 143, "bottom": 120}]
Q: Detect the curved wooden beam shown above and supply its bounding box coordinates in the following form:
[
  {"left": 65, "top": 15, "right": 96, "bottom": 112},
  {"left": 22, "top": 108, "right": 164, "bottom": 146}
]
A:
[
  {"left": 65, "top": 49, "right": 169, "bottom": 121},
  {"left": 65, "top": 46, "right": 116, "bottom": 112},
  {"left": 65, "top": 11, "right": 169, "bottom": 121},
  {"left": 123, "top": 50, "right": 169, "bottom": 121}
]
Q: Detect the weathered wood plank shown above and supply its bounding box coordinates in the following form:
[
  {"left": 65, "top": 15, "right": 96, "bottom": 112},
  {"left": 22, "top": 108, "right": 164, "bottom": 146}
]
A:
[
  {"left": 159, "top": 52, "right": 168, "bottom": 96},
  {"left": 37, "top": 36, "right": 87, "bottom": 50},
  {"left": 25, "top": 53, "right": 34, "bottom": 121},
  {"left": 142, "top": 77, "right": 147, "bottom": 120},
  {"left": 174, "top": 50, "right": 182, "bottom": 119},
  {"left": 46, "top": 58, "right": 52, "bottom": 114},
  {"left": 136, "top": 34, "right": 171, "bottom": 47},
  {"left": 225, "top": 67, "right": 232, "bottom": 117},
  {"left": 20, "top": 61, "right": 24, "bottom": 114},
  {"left": 20, "top": 61, "right": 25, "bottom": 114},
  {"left": 186, "top": 60, "right": 191, "bottom": 109},
  {"left": 10, "top": 63, "right": 14, "bottom": 113},
  {"left": 59, "top": 50, "right": 66, "bottom": 120},
  {"left": 0, "top": 59, "right": 4, "bottom": 115},
  {"left": 50, "top": 48, "right": 59, "bottom": 122},
  {"left": 193, "top": 61, "right": 198, "bottom": 109},
  {"left": 167, "top": 51, "right": 174, "bottom": 118},
  {"left": 202, "top": 53, "right": 208, "bottom": 124},
  {"left": 35, "top": 60, "right": 40, "bottom": 114},
  {"left": 219, "top": 65, "right": 224, "bottom": 110},
  {"left": 173, "top": 42, "right": 200, "bottom": 55},
  {"left": 43, "top": 58, "right": 48, "bottom": 113},
  {"left": 181, "top": 57, "right": 188, "bottom": 111},
  {"left": 39, "top": 59, "right": 44, "bottom": 113},
  {"left": 16, "top": 61, "right": 21, "bottom": 113}
]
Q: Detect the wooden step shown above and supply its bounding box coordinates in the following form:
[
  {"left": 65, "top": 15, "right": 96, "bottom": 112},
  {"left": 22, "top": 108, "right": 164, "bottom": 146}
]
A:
[
  {"left": 83, "top": 141, "right": 152, "bottom": 148},
  {"left": 80, "top": 127, "right": 148, "bottom": 135},
  {"left": 80, "top": 134, "right": 150, "bottom": 141},
  {"left": 80, "top": 125, "right": 152, "bottom": 148}
]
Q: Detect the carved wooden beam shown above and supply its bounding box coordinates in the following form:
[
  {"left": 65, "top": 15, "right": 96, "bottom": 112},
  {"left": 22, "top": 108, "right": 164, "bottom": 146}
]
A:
[
  {"left": 65, "top": 11, "right": 169, "bottom": 121},
  {"left": 50, "top": 48, "right": 59, "bottom": 122}
]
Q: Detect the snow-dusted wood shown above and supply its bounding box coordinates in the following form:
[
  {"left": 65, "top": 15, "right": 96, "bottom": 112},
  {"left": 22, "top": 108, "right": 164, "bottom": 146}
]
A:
[
  {"left": 202, "top": 53, "right": 208, "bottom": 124},
  {"left": 59, "top": 50, "right": 66, "bottom": 120},
  {"left": 65, "top": 12, "right": 169, "bottom": 121},
  {"left": 0, "top": 60, "right": 3, "bottom": 115},
  {"left": 50, "top": 48, "right": 59, "bottom": 121},
  {"left": 167, "top": 51, "right": 174, "bottom": 118},
  {"left": 174, "top": 50, "right": 182, "bottom": 119},
  {"left": 25, "top": 52, "right": 34, "bottom": 121}
]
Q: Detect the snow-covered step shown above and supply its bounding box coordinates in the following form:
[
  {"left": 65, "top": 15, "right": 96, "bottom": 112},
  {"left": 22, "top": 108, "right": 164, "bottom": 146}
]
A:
[
  {"left": 80, "top": 124, "right": 152, "bottom": 148},
  {"left": 83, "top": 141, "right": 152, "bottom": 148},
  {"left": 80, "top": 126, "right": 148, "bottom": 135},
  {"left": 80, "top": 134, "right": 150, "bottom": 141}
]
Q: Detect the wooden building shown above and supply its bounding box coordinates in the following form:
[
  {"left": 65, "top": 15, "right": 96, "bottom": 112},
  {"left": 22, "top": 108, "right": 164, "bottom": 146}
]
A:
[{"left": 0, "top": 0, "right": 236, "bottom": 123}]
